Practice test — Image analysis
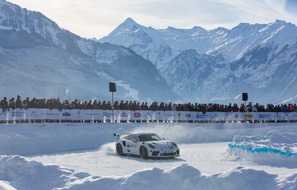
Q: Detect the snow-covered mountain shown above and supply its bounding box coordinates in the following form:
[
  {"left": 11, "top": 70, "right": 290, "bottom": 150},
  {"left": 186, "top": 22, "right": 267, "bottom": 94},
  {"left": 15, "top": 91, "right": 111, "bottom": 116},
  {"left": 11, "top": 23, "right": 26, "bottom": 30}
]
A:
[
  {"left": 100, "top": 18, "right": 297, "bottom": 104},
  {"left": 0, "top": 0, "right": 176, "bottom": 102}
]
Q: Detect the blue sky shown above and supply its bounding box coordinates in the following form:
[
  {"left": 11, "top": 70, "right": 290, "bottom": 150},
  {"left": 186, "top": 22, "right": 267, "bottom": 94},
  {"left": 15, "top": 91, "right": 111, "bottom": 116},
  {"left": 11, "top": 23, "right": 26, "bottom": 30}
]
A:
[{"left": 7, "top": 0, "right": 297, "bottom": 39}]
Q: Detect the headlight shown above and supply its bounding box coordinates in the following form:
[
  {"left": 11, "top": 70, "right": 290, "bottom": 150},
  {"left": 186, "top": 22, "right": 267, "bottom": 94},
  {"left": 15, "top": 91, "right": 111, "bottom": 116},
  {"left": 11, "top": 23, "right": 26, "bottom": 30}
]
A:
[
  {"left": 148, "top": 143, "right": 156, "bottom": 149},
  {"left": 171, "top": 142, "right": 178, "bottom": 147}
]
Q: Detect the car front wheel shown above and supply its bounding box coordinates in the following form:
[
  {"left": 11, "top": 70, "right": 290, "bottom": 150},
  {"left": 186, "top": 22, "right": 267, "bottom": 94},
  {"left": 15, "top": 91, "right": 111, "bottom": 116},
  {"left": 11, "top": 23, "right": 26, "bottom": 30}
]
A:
[{"left": 140, "top": 146, "right": 148, "bottom": 159}]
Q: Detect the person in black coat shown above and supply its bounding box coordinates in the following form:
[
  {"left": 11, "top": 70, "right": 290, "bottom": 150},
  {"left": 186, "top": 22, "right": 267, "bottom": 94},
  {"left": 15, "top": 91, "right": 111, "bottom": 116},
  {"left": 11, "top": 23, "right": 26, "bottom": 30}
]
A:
[
  {"left": 1, "top": 97, "right": 8, "bottom": 112},
  {"left": 16, "top": 95, "right": 22, "bottom": 109}
]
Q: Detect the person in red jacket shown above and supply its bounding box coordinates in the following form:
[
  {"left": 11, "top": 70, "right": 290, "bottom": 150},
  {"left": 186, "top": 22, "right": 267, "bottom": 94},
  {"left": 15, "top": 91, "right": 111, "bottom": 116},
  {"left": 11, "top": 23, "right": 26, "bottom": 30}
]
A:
[{"left": 233, "top": 103, "right": 239, "bottom": 112}]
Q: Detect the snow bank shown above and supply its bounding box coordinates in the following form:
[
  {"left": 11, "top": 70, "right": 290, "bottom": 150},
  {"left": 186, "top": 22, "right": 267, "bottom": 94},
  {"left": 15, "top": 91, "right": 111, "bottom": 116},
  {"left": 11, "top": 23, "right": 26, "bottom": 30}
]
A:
[
  {"left": 69, "top": 164, "right": 280, "bottom": 190},
  {"left": 228, "top": 129, "right": 297, "bottom": 167},
  {"left": 1, "top": 155, "right": 296, "bottom": 190},
  {"left": 0, "top": 155, "right": 90, "bottom": 190}
]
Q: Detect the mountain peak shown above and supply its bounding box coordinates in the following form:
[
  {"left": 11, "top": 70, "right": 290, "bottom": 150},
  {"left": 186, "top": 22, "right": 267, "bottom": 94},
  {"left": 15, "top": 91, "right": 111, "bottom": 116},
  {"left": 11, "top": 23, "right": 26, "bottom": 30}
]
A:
[
  {"left": 120, "top": 17, "right": 139, "bottom": 28},
  {"left": 191, "top": 26, "right": 207, "bottom": 31},
  {"left": 274, "top": 19, "right": 287, "bottom": 24},
  {"left": 124, "top": 17, "right": 136, "bottom": 23},
  {"left": 272, "top": 19, "right": 296, "bottom": 27}
]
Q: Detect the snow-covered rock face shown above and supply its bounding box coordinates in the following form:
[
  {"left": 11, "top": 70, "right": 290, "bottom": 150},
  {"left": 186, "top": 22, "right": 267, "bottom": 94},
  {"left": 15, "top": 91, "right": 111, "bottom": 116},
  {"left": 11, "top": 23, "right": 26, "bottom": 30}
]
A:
[
  {"left": 1, "top": 0, "right": 297, "bottom": 104},
  {"left": 0, "top": 0, "right": 61, "bottom": 46},
  {"left": 100, "top": 18, "right": 297, "bottom": 104},
  {"left": 0, "top": 0, "right": 176, "bottom": 102}
]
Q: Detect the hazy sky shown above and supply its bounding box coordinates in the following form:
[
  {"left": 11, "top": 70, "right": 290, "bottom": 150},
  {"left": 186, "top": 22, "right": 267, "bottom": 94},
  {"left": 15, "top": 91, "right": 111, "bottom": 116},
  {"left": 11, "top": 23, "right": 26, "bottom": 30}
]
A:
[{"left": 7, "top": 0, "right": 297, "bottom": 39}]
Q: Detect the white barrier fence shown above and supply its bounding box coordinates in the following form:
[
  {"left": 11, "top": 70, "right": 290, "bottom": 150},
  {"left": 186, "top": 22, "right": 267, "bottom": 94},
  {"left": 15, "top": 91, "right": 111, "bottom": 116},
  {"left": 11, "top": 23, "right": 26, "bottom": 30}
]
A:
[{"left": 1, "top": 109, "right": 297, "bottom": 123}]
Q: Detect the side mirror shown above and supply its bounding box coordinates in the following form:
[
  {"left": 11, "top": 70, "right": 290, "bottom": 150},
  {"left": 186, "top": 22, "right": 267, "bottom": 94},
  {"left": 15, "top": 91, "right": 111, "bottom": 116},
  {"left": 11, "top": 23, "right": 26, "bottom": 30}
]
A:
[{"left": 113, "top": 133, "right": 120, "bottom": 140}]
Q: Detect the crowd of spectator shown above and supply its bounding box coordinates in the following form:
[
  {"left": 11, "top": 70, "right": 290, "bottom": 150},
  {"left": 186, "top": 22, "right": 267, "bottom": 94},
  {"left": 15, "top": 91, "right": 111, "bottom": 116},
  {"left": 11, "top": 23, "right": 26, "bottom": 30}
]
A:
[{"left": 1, "top": 96, "right": 297, "bottom": 113}]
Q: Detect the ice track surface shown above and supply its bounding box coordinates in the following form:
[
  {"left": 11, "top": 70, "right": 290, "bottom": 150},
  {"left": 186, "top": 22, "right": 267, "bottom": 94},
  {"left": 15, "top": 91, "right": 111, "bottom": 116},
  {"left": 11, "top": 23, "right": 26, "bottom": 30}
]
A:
[{"left": 27, "top": 142, "right": 295, "bottom": 177}]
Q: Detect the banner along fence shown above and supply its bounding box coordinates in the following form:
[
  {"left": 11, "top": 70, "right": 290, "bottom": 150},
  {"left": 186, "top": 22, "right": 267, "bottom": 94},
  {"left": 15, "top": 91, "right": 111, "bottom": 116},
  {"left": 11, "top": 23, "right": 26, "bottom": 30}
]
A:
[{"left": 0, "top": 109, "right": 297, "bottom": 123}]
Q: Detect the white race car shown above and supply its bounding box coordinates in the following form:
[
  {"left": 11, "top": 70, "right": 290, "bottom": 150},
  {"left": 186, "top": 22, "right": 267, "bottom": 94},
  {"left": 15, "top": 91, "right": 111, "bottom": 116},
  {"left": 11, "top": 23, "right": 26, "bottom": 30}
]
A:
[{"left": 113, "top": 133, "right": 180, "bottom": 159}]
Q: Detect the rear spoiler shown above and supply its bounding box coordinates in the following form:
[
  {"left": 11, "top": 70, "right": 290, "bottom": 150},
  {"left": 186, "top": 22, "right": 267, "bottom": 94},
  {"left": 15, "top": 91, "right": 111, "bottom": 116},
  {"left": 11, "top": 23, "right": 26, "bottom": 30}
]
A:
[{"left": 113, "top": 133, "right": 131, "bottom": 140}]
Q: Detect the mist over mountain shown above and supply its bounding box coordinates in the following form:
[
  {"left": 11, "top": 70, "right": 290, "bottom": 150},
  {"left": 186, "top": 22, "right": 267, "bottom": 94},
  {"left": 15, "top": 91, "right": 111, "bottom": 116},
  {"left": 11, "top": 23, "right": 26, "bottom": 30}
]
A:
[
  {"left": 100, "top": 18, "right": 297, "bottom": 104},
  {"left": 0, "top": 0, "right": 176, "bottom": 102}
]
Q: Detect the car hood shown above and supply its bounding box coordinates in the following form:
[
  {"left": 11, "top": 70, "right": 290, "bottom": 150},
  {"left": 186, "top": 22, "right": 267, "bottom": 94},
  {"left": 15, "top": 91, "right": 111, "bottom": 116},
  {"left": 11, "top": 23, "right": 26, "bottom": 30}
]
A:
[{"left": 147, "top": 141, "right": 176, "bottom": 149}]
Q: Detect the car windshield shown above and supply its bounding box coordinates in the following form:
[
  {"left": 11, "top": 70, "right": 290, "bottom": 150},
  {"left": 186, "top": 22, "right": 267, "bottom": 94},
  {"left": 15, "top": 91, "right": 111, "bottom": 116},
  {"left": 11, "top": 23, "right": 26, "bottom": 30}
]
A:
[{"left": 138, "top": 134, "right": 162, "bottom": 142}]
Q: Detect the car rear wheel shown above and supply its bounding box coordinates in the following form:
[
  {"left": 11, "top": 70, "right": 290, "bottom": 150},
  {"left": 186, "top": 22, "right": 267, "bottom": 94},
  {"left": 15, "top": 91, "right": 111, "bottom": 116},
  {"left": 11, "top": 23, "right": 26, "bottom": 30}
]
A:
[
  {"left": 116, "top": 143, "right": 124, "bottom": 156},
  {"left": 140, "top": 146, "right": 148, "bottom": 159}
]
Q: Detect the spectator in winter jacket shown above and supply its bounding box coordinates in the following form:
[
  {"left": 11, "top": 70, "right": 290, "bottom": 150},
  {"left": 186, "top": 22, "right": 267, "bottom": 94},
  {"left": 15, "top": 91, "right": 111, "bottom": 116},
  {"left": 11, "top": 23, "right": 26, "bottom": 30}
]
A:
[
  {"left": 141, "top": 102, "right": 148, "bottom": 110},
  {"left": 16, "top": 95, "right": 22, "bottom": 109},
  {"left": 22, "top": 97, "right": 30, "bottom": 109},
  {"left": 1, "top": 97, "right": 8, "bottom": 112},
  {"left": 232, "top": 103, "right": 239, "bottom": 112},
  {"left": 113, "top": 101, "right": 120, "bottom": 110},
  {"left": 9, "top": 98, "right": 15, "bottom": 110},
  {"left": 135, "top": 102, "right": 141, "bottom": 110}
]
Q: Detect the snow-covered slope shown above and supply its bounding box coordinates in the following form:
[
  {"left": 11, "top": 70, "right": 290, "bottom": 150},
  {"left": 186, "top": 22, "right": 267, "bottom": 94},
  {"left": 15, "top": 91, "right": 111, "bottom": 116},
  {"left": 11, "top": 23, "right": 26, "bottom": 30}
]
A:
[
  {"left": 100, "top": 18, "right": 297, "bottom": 104},
  {"left": 100, "top": 18, "right": 176, "bottom": 70},
  {"left": 0, "top": 0, "right": 176, "bottom": 102}
]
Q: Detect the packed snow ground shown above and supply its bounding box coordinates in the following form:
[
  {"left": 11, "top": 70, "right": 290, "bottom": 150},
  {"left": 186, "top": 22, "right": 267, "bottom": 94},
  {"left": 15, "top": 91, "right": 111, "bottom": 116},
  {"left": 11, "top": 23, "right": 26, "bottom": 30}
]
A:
[{"left": 1, "top": 122, "right": 297, "bottom": 190}]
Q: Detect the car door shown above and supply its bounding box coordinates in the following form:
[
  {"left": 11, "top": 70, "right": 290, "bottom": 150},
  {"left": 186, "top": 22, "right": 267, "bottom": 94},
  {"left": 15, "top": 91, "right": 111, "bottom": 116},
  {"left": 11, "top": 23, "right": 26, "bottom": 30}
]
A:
[{"left": 126, "top": 134, "right": 139, "bottom": 155}]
